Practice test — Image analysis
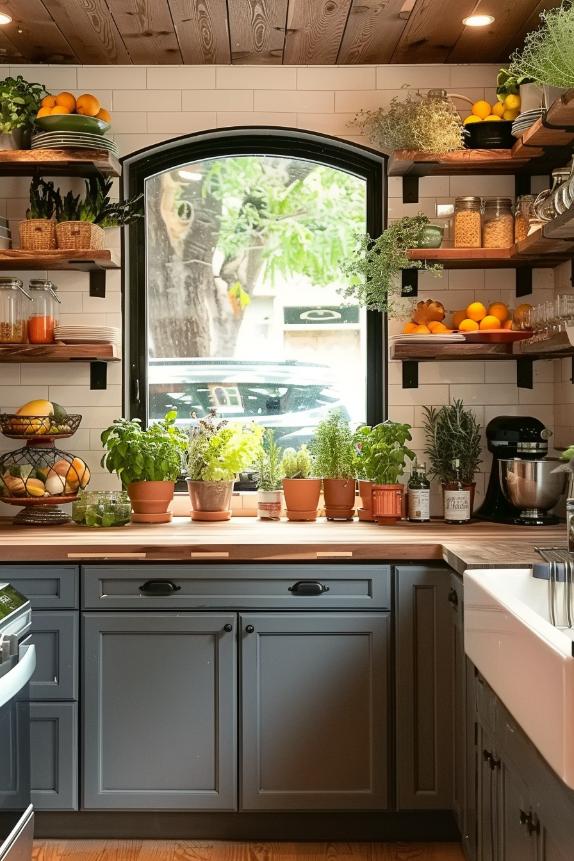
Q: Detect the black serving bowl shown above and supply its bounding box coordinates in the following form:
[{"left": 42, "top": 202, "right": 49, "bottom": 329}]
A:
[{"left": 464, "top": 120, "right": 514, "bottom": 150}]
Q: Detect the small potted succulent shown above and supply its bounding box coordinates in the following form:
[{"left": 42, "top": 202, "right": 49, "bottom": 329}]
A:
[
  {"left": 312, "top": 409, "right": 357, "bottom": 521},
  {"left": 187, "top": 412, "right": 262, "bottom": 522},
  {"left": 359, "top": 421, "right": 415, "bottom": 523},
  {"left": 100, "top": 411, "right": 188, "bottom": 524},
  {"left": 20, "top": 178, "right": 59, "bottom": 251},
  {"left": 255, "top": 429, "right": 283, "bottom": 520},
  {"left": 423, "top": 400, "right": 482, "bottom": 513},
  {"left": 281, "top": 444, "right": 321, "bottom": 522},
  {"left": 0, "top": 75, "right": 46, "bottom": 150}
]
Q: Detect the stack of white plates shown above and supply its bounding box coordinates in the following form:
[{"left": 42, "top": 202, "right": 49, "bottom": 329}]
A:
[
  {"left": 54, "top": 326, "right": 121, "bottom": 347},
  {"left": 512, "top": 109, "right": 544, "bottom": 138},
  {"left": 31, "top": 132, "right": 118, "bottom": 154}
]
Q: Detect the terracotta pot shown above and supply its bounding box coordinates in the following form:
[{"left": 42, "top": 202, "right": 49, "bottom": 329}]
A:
[
  {"left": 187, "top": 479, "right": 233, "bottom": 522},
  {"left": 257, "top": 489, "right": 282, "bottom": 521},
  {"left": 282, "top": 478, "right": 321, "bottom": 522},
  {"left": 372, "top": 483, "right": 405, "bottom": 523},
  {"left": 441, "top": 481, "right": 476, "bottom": 515},
  {"left": 127, "top": 480, "right": 174, "bottom": 524},
  {"left": 358, "top": 479, "right": 374, "bottom": 522},
  {"left": 323, "top": 478, "right": 356, "bottom": 521}
]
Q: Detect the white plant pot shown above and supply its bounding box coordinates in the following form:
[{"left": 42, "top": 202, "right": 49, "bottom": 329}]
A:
[
  {"left": 519, "top": 83, "right": 543, "bottom": 113},
  {"left": 543, "top": 85, "right": 569, "bottom": 110},
  {"left": 257, "top": 489, "right": 282, "bottom": 520},
  {"left": 0, "top": 129, "right": 26, "bottom": 151}
]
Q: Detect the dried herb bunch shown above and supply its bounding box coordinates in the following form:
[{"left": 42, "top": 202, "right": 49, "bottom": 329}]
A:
[
  {"left": 509, "top": 2, "right": 574, "bottom": 87},
  {"left": 422, "top": 400, "right": 482, "bottom": 484},
  {"left": 355, "top": 89, "right": 465, "bottom": 153}
]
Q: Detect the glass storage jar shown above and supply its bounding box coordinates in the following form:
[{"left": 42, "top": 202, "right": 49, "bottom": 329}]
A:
[
  {"left": 514, "top": 194, "right": 536, "bottom": 242},
  {"left": 482, "top": 197, "right": 514, "bottom": 248},
  {"left": 27, "top": 280, "right": 61, "bottom": 344},
  {"left": 72, "top": 490, "right": 131, "bottom": 527},
  {"left": 533, "top": 167, "right": 571, "bottom": 222},
  {"left": 453, "top": 197, "right": 482, "bottom": 248},
  {"left": 0, "top": 278, "right": 31, "bottom": 344}
]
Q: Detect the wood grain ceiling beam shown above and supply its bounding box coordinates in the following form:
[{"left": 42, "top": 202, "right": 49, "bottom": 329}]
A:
[
  {"left": 228, "top": 0, "right": 288, "bottom": 65},
  {"left": 105, "top": 0, "right": 183, "bottom": 64},
  {"left": 448, "top": 0, "right": 551, "bottom": 64},
  {"left": 502, "top": 0, "right": 562, "bottom": 60},
  {"left": 284, "top": 0, "right": 353, "bottom": 64},
  {"left": 167, "top": 0, "right": 231, "bottom": 63},
  {"left": 337, "top": 0, "right": 412, "bottom": 65},
  {"left": 40, "top": 0, "right": 131, "bottom": 64},
  {"left": 391, "top": 0, "right": 480, "bottom": 63},
  {"left": 0, "top": 0, "right": 77, "bottom": 63}
]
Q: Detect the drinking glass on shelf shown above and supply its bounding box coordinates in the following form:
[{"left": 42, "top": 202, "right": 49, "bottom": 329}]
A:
[{"left": 557, "top": 293, "right": 574, "bottom": 330}]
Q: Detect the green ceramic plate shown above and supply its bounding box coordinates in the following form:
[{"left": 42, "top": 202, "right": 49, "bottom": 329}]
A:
[{"left": 34, "top": 114, "right": 111, "bottom": 135}]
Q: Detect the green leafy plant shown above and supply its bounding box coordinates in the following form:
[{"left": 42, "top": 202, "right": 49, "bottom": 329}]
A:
[
  {"left": 423, "top": 400, "right": 482, "bottom": 484},
  {"left": 281, "top": 445, "right": 314, "bottom": 479},
  {"left": 0, "top": 75, "right": 46, "bottom": 134},
  {"left": 509, "top": 2, "right": 574, "bottom": 87},
  {"left": 561, "top": 444, "right": 574, "bottom": 461},
  {"left": 187, "top": 412, "right": 263, "bottom": 482},
  {"left": 311, "top": 409, "right": 355, "bottom": 480},
  {"left": 354, "top": 422, "right": 414, "bottom": 485},
  {"left": 340, "top": 215, "right": 442, "bottom": 315},
  {"left": 354, "top": 89, "right": 465, "bottom": 153},
  {"left": 54, "top": 176, "right": 143, "bottom": 225},
  {"left": 100, "top": 411, "right": 188, "bottom": 486},
  {"left": 26, "top": 178, "right": 59, "bottom": 220},
  {"left": 255, "top": 429, "right": 283, "bottom": 491},
  {"left": 496, "top": 67, "right": 535, "bottom": 101}
]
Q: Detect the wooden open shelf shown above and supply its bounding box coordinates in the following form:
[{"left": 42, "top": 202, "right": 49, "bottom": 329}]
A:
[
  {"left": 0, "top": 149, "right": 120, "bottom": 178},
  {"left": 0, "top": 343, "right": 119, "bottom": 363},
  {"left": 0, "top": 249, "right": 120, "bottom": 271},
  {"left": 390, "top": 335, "right": 574, "bottom": 364},
  {"left": 406, "top": 229, "right": 574, "bottom": 269},
  {"left": 512, "top": 90, "right": 574, "bottom": 159}
]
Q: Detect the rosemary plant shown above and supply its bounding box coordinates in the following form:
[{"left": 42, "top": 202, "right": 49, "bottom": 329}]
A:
[
  {"left": 311, "top": 409, "right": 356, "bottom": 480},
  {"left": 255, "top": 429, "right": 284, "bottom": 491},
  {"left": 422, "top": 400, "right": 482, "bottom": 485}
]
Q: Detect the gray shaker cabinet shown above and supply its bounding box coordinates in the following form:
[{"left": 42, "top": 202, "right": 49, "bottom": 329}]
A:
[
  {"left": 82, "top": 612, "right": 237, "bottom": 810},
  {"left": 29, "top": 611, "right": 78, "bottom": 701},
  {"left": 30, "top": 702, "right": 78, "bottom": 810},
  {"left": 240, "top": 612, "right": 389, "bottom": 811}
]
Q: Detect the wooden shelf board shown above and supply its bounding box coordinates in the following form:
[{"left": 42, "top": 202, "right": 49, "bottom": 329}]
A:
[
  {"left": 0, "top": 249, "right": 120, "bottom": 271},
  {"left": 0, "top": 343, "right": 120, "bottom": 363},
  {"left": 542, "top": 209, "right": 574, "bottom": 242},
  {"left": 0, "top": 149, "right": 120, "bottom": 177},
  {"left": 512, "top": 90, "right": 574, "bottom": 159},
  {"left": 388, "top": 148, "right": 534, "bottom": 177},
  {"left": 390, "top": 341, "right": 513, "bottom": 362},
  {"left": 407, "top": 230, "right": 574, "bottom": 269}
]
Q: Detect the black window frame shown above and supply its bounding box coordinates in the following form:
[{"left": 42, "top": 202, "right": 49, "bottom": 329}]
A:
[{"left": 122, "top": 127, "right": 387, "bottom": 427}]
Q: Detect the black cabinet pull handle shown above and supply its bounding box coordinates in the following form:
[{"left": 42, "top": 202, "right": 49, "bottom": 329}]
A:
[
  {"left": 288, "top": 580, "right": 330, "bottom": 596},
  {"left": 138, "top": 580, "right": 181, "bottom": 596},
  {"left": 245, "top": 625, "right": 255, "bottom": 634},
  {"left": 223, "top": 624, "right": 233, "bottom": 633},
  {"left": 519, "top": 810, "right": 539, "bottom": 835},
  {"left": 448, "top": 588, "right": 459, "bottom": 608}
]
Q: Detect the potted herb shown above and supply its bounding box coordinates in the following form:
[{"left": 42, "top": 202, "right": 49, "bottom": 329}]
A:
[
  {"left": 312, "top": 409, "right": 357, "bottom": 521},
  {"left": 187, "top": 412, "right": 263, "bottom": 522},
  {"left": 281, "top": 444, "right": 321, "bottom": 522},
  {"left": 56, "top": 176, "right": 143, "bottom": 250},
  {"left": 509, "top": 4, "right": 574, "bottom": 104},
  {"left": 0, "top": 75, "right": 46, "bottom": 149},
  {"left": 255, "top": 429, "right": 283, "bottom": 520},
  {"left": 497, "top": 67, "right": 539, "bottom": 113},
  {"left": 423, "top": 400, "right": 482, "bottom": 512},
  {"left": 19, "top": 178, "right": 59, "bottom": 251},
  {"left": 100, "top": 411, "right": 188, "bottom": 524},
  {"left": 341, "top": 215, "right": 442, "bottom": 315},
  {"left": 353, "top": 424, "right": 376, "bottom": 521},
  {"left": 357, "top": 421, "right": 415, "bottom": 523}
]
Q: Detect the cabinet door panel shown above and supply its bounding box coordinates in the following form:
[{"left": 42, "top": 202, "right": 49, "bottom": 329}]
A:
[
  {"left": 0, "top": 566, "right": 78, "bottom": 609},
  {"left": 240, "top": 612, "right": 389, "bottom": 811},
  {"left": 31, "top": 702, "right": 77, "bottom": 810},
  {"left": 83, "top": 613, "right": 236, "bottom": 810},
  {"left": 29, "top": 612, "right": 78, "bottom": 701},
  {"left": 450, "top": 573, "right": 465, "bottom": 831},
  {"left": 500, "top": 763, "right": 537, "bottom": 861}
]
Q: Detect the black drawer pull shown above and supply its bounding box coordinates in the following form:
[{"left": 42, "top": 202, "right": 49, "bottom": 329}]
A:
[
  {"left": 138, "top": 580, "right": 181, "bottom": 596},
  {"left": 448, "top": 587, "right": 459, "bottom": 608},
  {"left": 288, "top": 580, "right": 330, "bottom": 596}
]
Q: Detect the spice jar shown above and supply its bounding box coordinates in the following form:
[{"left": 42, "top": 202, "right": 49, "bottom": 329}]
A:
[
  {"left": 533, "top": 167, "right": 571, "bottom": 222},
  {"left": 454, "top": 197, "right": 482, "bottom": 248},
  {"left": 482, "top": 197, "right": 514, "bottom": 248},
  {"left": 27, "top": 279, "right": 61, "bottom": 344},
  {"left": 514, "top": 195, "right": 536, "bottom": 242},
  {"left": 0, "top": 278, "right": 31, "bottom": 344}
]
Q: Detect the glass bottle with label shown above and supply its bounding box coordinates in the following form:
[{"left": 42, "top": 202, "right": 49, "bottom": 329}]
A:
[
  {"left": 443, "top": 459, "right": 471, "bottom": 524},
  {"left": 408, "top": 462, "right": 430, "bottom": 522}
]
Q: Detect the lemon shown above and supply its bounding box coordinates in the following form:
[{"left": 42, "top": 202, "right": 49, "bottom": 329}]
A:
[
  {"left": 484, "top": 114, "right": 502, "bottom": 121},
  {"left": 463, "top": 114, "right": 482, "bottom": 125},
  {"left": 503, "top": 109, "right": 519, "bottom": 121},
  {"left": 471, "top": 99, "right": 492, "bottom": 119},
  {"left": 504, "top": 93, "right": 521, "bottom": 111},
  {"left": 491, "top": 102, "right": 505, "bottom": 117}
]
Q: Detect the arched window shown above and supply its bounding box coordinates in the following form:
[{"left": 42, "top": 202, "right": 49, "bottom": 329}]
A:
[{"left": 123, "top": 128, "right": 386, "bottom": 444}]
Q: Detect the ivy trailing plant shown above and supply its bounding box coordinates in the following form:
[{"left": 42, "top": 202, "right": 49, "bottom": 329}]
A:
[
  {"left": 354, "top": 421, "right": 415, "bottom": 485},
  {"left": 312, "top": 409, "right": 356, "bottom": 480},
  {"left": 422, "top": 400, "right": 482, "bottom": 485},
  {"left": 509, "top": 2, "right": 574, "bottom": 87},
  {"left": 340, "top": 215, "right": 443, "bottom": 315},
  {"left": 187, "top": 411, "right": 263, "bottom": 482},
  {"left": 255, "top": 429, "right": 283, "bottom": 491},
  {"left": 100, "top": 411, "right": 188, "bottom": 486},
  {"left": 0, "top": 75, "right": 46, "bottom": 134}
]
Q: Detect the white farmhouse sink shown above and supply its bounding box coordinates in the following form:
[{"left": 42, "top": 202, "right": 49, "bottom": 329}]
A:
[{"left": 464, "top": 567, "right": 574, "bottom": 788}]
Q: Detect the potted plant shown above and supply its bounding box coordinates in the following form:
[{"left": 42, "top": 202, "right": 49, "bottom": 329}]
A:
[
  {"left": 340, "top": 215, "right": 442, "bottom": 315},
  {"left": 353, "top": 424, "right": 376, "bottom": 521},
  {"left": 0, "top": 75, "right": 46, "bottom": 150},
  {"left": 19, "top": 178, "right": 59, "bottom": 251},
  {"left": 281, "top": 444, "right": 321, "bottom": 522},
  {"left": 100, "top": 411, "right": 188, "bottom": 524},
  {"left": 255, "top": 429, "right": 283, "bottom": 520},
  {"left": 312, "top": 409, "right": 357, "bottom": 521},
  {"left": 423, "top": 400, "right": 482, "bottom": 512},
  {"left": 56, "top": 176, "right": 143, "bottom": 250},
  {"left": 509, "top": 5, "right": 574, "bottom": 104},
  {"left": 497, "top": 67, "right": 539, "bottom": 113},
  {"left": 187, "top": 412, "right": 263, "bottom": 522},
  {"left": 357, "top": 421, "right": 415, "bottom": 523}
]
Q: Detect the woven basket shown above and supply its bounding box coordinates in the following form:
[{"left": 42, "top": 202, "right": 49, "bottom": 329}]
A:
[
  {"left": 56, "top": 221, "right": 105, "bottom": 251},
  {"left": 19, "top": 219, "right": 57, "bottom": 250}
]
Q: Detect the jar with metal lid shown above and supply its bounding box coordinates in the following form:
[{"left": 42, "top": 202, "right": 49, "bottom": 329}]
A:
[
  {"left": 514, "top": 194, "right": 536, "bottom": 242},
  {"left": 534, "top": 167, "right": 571, "bottom": 221},
  {"left": 483, "top": 197, "right": 514, "bottom": 248},
  {"left": 0, "top": 277, "right": 31, "bottom": 344},
  {"left": 27, "top": 279, "right": 61, "bottom": 344},
  {"left": 454, "top": 197, "right": 482, "bottom": 248}
]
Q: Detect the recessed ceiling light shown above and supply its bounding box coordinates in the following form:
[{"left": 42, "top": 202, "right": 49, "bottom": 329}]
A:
[
  {"left": 462, "top": 13, "right": 495, "bottom": 27},
  {"left": 0, "top": 12, "right": 12, "bottom": 25}
]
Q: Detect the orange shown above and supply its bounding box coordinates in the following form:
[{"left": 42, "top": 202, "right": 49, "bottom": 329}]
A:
[
  {"left": 36, "top": 107, "right": 52, "bottom": 118},
  {"left": 458, "top": 318, "right": 479, "bottom": 332},
  {"left": 50, "top": 105, "right": 71, "bottom": 115},
  {"left": 479, "top": 315, "right": 503, "bottom": 330},
  {"left": 429, "top": 321, "right": 447, "bottom": 333},
  {"left": 466, "top": 301, "right": 487, "bottom": 322},
  {"left": 402, "top": 322, "right": 418, "bottom": 334},
  {"left": 76, "top": 93, "right": 100, "bottom": 117},
  {"left": 96, "top": 107, "right": 111, "bottom": 123},
  {"left": 451, "top": 309, "right": 466, "bottom": 329},
  {"left": 40, "top": 95, "right": 57, "bottom": 109},
  {"left": 502, "top": 318, "right": 514, "bottom": 330},
  {"left": 55, "top": 91, "right": 76, "bottom": 112},
  {"left": 488, "top": 302, "right": 509, "bottom": 324},
  {"left": 412, "top": 324, "right": 431, "bottom": 334}
]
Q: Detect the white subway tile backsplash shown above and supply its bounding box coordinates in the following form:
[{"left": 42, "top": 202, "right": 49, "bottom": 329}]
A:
[
  {"left": 256, "top": 90, "right": 334, "bottom": 113},
  {"left": 217, "top": 67, "right": 297, "bottom": 90},
  {"left": 0, "top": 386, "right": 49, "bottom": 409},
  {"left": 48, "top": 386, "right": 122, "bottom": 407},
  {"left": 0, "top": 367, "right": 20, "bottom": 385},
  {"left": 79, "top": 66, "right": 147, "bottom": 90},
  {"left": 297, "top": 67, "right": 376, "bottom": 90},
  {"left": 147, "top": 112, "right": 216, "bottom": 133},
  {"left": 10, "top": 65, "right": 78, "bottom": 89},
  {"left": 216, "top": 112, "right": 297, "bottom": 127},
  {"left": 183, "top": 89, "right": 253, "bottom": 111},
  {"left": 114, "top": 89, "right": 182, "bottom": 112},
  {"left": 147, "top": 66, "right": 216, "bottom": 90}
]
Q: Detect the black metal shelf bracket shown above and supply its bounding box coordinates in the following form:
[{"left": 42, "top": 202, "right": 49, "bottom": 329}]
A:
[
  {"left": 516, "top": 357, "right": 534, "bottom": 389},
  {"left": 402, "top": 269, "right": 418, "bottom": 297},
  {"left": 402, "top": 360, "right": 419, "bottom": 389},
  {"left": 516, "top": 268, "right": 533, "bottom": 298},
  {"left": 90, "top": 361, "right": 108, "bottom": 390},
  {"left": 89, "top": 269, "right": 107, "bottom": 298},
  {"left": 402, "top": 175, "right": 419, "bottom": 204}
]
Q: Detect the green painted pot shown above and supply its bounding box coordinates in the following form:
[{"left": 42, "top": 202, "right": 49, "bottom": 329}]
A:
[{"left": 417, "top": 225, "right": 444, "bottom": 248}]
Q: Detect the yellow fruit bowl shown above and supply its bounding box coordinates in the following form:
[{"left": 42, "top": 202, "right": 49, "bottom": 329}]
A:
[{"left": 34, "top": 114, "right": 110, "bottom": 135}]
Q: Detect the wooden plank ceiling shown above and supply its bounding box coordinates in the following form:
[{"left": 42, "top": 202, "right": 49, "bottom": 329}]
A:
[{"left": 0, "top": 0, "right": 562, "bottom": 65}]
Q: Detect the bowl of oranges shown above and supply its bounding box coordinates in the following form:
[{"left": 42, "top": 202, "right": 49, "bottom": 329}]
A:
[
  {"left": 402, "top": 300, "right": 532, "bottom": 342},
  {"left": 462, "top": 96, "right": 521, "bottom": 149},
  {"left": 35, "top": 92, "right": 112, "bottom": 135}
]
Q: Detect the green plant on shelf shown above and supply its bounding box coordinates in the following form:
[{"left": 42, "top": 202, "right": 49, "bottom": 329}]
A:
[
  {"left": 100, "top": 411, "right": 188, "bottom": 486},
  {"left": 187, "top": 411, "right": 263, "bottom": 482},
  {"left": 255, "top": 429, "right": 284, "bottom": 491},
  {"left": 0, "top": 75, "right": 46, "bottom": 134},
  {"left": 423, "top": 400, "right": 482, "bottom": 484},
  {"left": 354, "top": 421, "right": 415, "bottom": 485},
  {"left": 509, "top": 2, "right": 574, "bottom": 87},
  {"left": 26, "top": 177, "right": 59, "bottom": 220},
  {"left": 281, "top": 445, "right": 314, "bottom": 479},
  {"left": 311, "top": 409, "right": 356, "bottom": 480}
]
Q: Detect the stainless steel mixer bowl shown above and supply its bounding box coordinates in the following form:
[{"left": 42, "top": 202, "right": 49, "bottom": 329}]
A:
[{"left": 499, "top": 458, "right": 566, "bottom": 512}]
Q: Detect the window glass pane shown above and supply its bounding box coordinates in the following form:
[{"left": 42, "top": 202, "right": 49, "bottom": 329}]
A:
[{"left": 146, "top": 155, "right": 367, "bottom": 447}]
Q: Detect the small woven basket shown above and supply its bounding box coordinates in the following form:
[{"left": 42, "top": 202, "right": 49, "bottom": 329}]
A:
[
  {"left": 56, "top": 221, "right": 105, "bottom": 251},
  {"left": 19, "top": 219, "right": 57, "bottom": 250}
]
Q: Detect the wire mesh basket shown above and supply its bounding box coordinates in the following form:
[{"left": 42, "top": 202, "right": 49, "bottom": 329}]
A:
[{"left": 0, "top": 413, "right": 82, "bottom": 440}]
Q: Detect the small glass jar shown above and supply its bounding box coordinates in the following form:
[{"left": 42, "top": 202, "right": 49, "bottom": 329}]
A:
[
  {"left": 72, "top": 490, "right": 131, "bottom": 527},
  {"left": 533, "top": 168, "right": 571, "bottom": 221},
  {"left": 482, "top": 197, "right": 514, "bottom": 248},
  {"left": 27, "top": 280, "right": 61, "bottom": 344},
  {"left": 453, "top": 197, "right": 482, "bottom": 248},
  {"left": 514, "top": 195, "right": 536, "bottom": 242},
  {"left": 0, "top": 278, "right": 31, "bottom": 344}
]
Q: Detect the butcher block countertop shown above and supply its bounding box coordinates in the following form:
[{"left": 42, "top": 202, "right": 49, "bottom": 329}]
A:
[{"left": 0, "top": 517, "right": 565, "bottom": 574}]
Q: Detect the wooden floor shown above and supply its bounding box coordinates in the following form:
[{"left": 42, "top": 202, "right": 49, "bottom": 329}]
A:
[{"left": 33, "top": 842, "right": 464, "bottom": 860}]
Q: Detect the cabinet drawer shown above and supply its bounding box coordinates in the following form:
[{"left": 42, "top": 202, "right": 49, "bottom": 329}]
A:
[
  {"left": 30, "top": 611, "right": 78, "bottom": 701},
  {"left": 30, "top": 702, "right": 78, "bottom": 811},
  {"left": 82, "top": 564, "right": 391, "bottom": 610},
  {"left": 0, "top": 566, "right": 78, "bottom": 609}
]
